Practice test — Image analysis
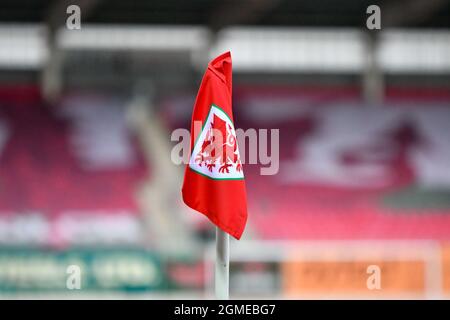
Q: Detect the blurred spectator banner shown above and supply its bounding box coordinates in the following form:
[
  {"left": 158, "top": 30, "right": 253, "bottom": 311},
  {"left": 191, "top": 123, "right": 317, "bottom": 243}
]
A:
[
  {"left": 0, "top": 248, "right": 166, "bottom": 292},
  {"left": 217, "top": 241, "right": 447, "bottom": 299},
  {"left": 282, "top": 260, "right": 425, "bottom": 297}
]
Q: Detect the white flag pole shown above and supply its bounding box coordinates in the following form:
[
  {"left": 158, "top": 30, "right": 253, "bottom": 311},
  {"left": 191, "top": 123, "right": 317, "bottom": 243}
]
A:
[{"left": 215, "top": 227, "right": 230, "bottom": 299}]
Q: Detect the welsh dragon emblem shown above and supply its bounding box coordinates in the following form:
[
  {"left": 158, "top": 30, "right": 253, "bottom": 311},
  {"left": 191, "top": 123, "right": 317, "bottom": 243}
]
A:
[{"left": 189, "top": 105, "right": 244, "bottom": 179}]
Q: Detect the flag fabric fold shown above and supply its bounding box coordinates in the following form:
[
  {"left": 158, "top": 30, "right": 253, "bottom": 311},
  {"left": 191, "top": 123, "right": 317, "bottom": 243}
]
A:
[{"left": 182, "top": 51, "right": 248, "bottom": 240}]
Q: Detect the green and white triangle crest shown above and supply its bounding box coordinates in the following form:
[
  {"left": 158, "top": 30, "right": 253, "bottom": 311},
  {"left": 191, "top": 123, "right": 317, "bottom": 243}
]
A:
[{"left": 189, "top": 105, "right": 244, "bottom": 180}]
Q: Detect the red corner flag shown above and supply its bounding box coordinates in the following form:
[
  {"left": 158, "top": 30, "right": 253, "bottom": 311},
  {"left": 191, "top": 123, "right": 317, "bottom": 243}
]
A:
[{"left": 182, "top": 51, "right": 248, "bottom": 240}]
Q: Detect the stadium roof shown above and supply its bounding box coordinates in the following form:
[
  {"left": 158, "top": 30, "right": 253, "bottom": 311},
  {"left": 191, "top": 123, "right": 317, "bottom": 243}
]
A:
[{"left": 0, "top": 0, "right": 449, "bottom": 29}]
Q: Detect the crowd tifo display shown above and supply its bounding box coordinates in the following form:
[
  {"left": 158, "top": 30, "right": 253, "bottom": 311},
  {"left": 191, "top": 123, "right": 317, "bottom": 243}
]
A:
[
  {"left": 164, "top": 85, "right": 450, "bottom": 240},
  {"left": 1, "top": 85, "right": 450, "bottom": 243}
]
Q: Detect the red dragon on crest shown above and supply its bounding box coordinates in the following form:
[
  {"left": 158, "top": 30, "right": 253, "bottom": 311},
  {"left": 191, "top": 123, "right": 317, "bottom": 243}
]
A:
[{"left": 195, "top": 114, "right": 242, "bottom": 173}]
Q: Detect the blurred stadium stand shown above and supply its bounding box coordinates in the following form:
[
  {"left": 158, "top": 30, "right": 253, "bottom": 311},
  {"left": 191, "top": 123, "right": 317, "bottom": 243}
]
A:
[{"left": 0, "top": 0, "right": 449, "bottom": 299}]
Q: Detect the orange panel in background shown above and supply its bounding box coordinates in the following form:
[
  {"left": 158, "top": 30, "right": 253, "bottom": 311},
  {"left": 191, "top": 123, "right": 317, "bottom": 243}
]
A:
[
  {"left": 282, "top": 260, "right": 425, "bottom": 296},
  {"left": 442, "top": 244, "right": 450, "bottom": 294}
]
